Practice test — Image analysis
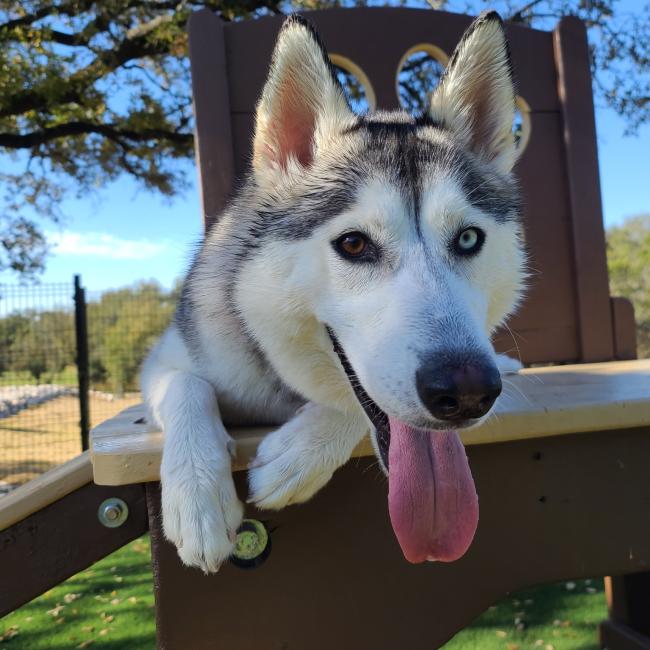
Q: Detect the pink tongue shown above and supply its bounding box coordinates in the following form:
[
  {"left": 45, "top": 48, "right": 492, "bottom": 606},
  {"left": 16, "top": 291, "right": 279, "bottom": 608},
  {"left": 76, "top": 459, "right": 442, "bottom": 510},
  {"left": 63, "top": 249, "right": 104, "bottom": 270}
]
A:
[{"left": 388, "top": 417, "right": 479, "bottom": 563}]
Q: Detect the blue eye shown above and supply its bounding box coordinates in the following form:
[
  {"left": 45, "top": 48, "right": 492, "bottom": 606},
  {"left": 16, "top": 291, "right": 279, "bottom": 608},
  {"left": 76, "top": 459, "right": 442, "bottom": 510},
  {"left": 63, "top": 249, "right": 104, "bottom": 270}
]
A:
[{"left": 454, "top": 227, "right": 485, "bottom": 256}]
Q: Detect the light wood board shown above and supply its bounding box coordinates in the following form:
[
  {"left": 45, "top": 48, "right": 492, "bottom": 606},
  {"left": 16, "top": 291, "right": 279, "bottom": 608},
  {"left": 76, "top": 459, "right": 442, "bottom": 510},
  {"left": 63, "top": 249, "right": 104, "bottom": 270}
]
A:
[
  {"left": 91, "top": 359, "right": 650, "bottom": 486},
  {"left": 0, "top": 453, "right": 93, "bottom": 531}
]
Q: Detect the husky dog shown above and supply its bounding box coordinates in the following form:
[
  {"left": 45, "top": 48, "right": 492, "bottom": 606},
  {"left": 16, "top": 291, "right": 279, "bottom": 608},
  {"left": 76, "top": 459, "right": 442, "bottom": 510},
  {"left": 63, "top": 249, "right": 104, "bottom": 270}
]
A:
[{"left": 142, "top": 10, "right": 525, "bottom": 573}]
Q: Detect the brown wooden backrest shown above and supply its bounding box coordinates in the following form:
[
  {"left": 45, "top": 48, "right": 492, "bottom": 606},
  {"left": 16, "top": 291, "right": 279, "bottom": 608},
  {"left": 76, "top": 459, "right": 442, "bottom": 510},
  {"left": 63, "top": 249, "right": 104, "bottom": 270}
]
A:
[{"left": 188, "top": 7, "right": 636, "bottom": 365}]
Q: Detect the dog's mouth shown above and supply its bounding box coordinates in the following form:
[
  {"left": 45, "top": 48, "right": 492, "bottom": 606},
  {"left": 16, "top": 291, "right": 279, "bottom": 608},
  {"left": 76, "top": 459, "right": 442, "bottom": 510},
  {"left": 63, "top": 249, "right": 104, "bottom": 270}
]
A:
[
  {"left": 327, "top": 328, "right": 390, "bottom": 470},
  {"left": 327, "top": 327, "right": 479, "bottom": 564}
]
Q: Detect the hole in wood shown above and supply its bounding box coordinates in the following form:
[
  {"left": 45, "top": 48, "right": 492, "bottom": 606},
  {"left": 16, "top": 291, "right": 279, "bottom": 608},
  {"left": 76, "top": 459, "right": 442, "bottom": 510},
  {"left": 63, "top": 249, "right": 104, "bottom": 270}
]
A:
[
  {"left": 396, "top": 44, "right": 448, "bottom": 115},
  {"left": 330, "top": 54, "right": 375, "bottom": 114},
  {"left": 514, "top": 96, "right": 532, "bottom": 158}
]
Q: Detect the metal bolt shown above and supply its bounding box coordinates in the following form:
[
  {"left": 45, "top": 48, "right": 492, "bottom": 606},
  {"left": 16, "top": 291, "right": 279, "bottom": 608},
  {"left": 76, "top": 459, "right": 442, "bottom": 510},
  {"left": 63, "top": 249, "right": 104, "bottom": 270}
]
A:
[
  {"left": 98, "top": 498, "right": 129, "bottom": 528},
  {"left": 230, "top": 519, "right": 271, "bottom": 569}
]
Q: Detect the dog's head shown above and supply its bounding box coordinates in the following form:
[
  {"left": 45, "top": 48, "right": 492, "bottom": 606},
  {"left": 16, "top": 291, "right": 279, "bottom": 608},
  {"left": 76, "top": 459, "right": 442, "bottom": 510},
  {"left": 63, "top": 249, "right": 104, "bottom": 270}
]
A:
[{"left": 238, "top": 12, "right": 526, "bottom": 562}]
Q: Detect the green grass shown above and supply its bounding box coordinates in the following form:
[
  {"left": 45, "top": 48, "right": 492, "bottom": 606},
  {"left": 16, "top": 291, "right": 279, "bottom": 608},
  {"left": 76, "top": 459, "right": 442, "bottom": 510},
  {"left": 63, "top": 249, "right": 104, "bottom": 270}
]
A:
[
  {"left": 0, "top": 537, "right": 155, "bottom": 649},
  {"left": 446, "top": 580, "right": 607, "bottom": 650},
  {"left": 0, "top": 366, "right": 78, "bottom": 387},
  {"left": 0, "top": 536, "right": 607, "bottom": 649}
]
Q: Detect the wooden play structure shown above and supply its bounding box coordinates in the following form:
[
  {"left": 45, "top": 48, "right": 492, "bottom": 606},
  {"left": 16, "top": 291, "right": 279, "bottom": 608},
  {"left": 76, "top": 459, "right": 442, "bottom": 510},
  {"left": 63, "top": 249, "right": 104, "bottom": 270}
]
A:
[{"left": 2, "top": 7, "right": 650, "bottom": 649}]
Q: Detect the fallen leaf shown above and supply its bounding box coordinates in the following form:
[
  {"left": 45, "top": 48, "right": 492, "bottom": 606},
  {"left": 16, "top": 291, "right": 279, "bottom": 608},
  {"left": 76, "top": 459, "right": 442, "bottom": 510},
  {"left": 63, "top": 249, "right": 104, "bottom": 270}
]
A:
[
  {"left": 47, "top": 604, "right": 65, "bottom": 617},
  {"left": 64, "top": 593, "right": 82, "bottom": 604},
  {"left": 0, "top": 626, "right": 20, "bottom": 642},
  {"left": 496, "top": 630, "right": 507, "bottom": 638}
]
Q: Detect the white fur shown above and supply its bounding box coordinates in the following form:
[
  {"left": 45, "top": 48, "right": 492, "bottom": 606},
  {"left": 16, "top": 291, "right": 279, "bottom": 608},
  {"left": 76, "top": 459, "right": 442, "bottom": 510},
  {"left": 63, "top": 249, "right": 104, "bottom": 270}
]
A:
[
  {"left": 142, "top": 13, "right": 525, "bottom": 573},
  {"left": 430, "top": 14, "right": 516, "bottom": 173}
]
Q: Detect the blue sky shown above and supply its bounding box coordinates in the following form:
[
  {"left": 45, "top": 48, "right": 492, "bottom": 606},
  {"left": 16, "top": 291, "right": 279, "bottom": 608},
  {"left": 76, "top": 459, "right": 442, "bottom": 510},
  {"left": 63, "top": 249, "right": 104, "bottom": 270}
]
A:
[{"left": 2, "top": 9, "right": 649, "bottom": 293}]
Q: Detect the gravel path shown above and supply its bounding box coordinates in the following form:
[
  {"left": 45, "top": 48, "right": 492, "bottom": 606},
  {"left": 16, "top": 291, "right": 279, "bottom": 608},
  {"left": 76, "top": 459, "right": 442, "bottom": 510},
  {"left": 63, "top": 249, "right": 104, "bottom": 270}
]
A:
[{"left": 0, "top": 385, "right": 78, "bottom": 419}]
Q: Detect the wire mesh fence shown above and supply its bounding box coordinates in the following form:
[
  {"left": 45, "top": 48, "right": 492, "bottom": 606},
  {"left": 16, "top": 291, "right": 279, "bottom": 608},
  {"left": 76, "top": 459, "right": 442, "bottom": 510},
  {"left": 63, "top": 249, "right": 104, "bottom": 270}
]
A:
[{"left": 0, "top": 277, "right": 175, "bottom": 494}]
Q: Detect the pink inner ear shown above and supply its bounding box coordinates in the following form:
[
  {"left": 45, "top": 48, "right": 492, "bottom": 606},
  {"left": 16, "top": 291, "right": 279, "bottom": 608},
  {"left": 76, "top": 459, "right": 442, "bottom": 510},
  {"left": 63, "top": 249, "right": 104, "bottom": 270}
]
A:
[{"left": 271, "top": 78, "right": 316, "bottom": 169}]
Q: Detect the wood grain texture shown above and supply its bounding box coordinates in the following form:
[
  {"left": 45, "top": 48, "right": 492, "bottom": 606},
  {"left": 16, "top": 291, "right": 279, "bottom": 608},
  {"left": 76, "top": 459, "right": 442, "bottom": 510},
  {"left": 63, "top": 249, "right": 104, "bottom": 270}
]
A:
[{"left": 91, "top": 359, "right": 650, "bottom": 486}]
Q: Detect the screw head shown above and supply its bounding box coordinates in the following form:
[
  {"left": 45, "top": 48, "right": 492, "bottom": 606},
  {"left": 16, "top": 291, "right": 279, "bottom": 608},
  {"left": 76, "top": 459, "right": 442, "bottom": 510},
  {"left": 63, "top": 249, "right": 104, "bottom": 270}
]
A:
[{"left": 98, "top": 498, "right": 129, "bottom": 528}]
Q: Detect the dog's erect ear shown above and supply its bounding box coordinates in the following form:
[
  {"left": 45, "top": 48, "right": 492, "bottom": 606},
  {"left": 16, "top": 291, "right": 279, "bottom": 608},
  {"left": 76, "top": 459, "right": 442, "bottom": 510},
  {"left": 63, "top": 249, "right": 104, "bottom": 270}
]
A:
[
  {"left": 253, "top": 15, "right": 354, "bottom": 180},
  {"left": 430, "top": 12, "right": 516, "bottom": 173}
]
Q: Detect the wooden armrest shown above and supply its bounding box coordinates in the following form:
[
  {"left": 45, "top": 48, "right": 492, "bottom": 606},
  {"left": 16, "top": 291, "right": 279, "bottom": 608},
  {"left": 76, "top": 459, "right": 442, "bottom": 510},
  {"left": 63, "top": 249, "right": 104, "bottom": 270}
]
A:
[
  {"left": 0, "top": 453, "right": 93, "bottom": 531},
  {"left": 90, "top": 359, "right": 650, "bottom": 486}
]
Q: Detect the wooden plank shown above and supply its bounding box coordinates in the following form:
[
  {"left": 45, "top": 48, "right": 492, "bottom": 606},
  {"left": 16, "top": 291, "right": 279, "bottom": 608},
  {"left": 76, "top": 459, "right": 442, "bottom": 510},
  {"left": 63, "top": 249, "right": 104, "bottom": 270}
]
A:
[
  {"left": 224, "top": 8, "right": 560, "bottom": 114},
  {"left": 0, "top": 482, "right": 147, "bottom": 617},
  {"left": 612, "top": 296, "right": 638, "bottom": 360},
  {"left": 0, "top": 453, "right": 93, "bottom": 531},
  {"left": 553, "top": 17, "right": 614, "bottom": 362},
  {"left": 188, "top": 9, "right": 236, "bottom": 230},
  {"left": 148, "top": 427, "right": 650, "bottom": 649},
  {"left": 91, "top": 360, "right": 650, "bottom": 486},
  {"left": 606, "top": 574, "right": 650, "bottom": 636},
  {"left": 600, "top": 621, "right": 650, "bottom": 650}
]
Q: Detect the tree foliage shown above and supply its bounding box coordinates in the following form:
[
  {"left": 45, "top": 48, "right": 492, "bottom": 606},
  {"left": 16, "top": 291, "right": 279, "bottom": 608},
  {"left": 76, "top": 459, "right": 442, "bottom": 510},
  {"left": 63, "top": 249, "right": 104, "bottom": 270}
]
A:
[
  {"left": 607, "top": 214, "right": 650, "bottom": 359},
  {"left": 0, "top": 0, "right": 648, "bottom": 275},
  {"left": 0, "top": 281, "right": 176, "bottom": 389}
]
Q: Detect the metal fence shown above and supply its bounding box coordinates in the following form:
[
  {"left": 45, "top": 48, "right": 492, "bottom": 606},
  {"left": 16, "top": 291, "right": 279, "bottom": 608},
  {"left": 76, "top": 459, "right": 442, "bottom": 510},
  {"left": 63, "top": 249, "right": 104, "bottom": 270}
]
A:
[{"left": 0, "top": 277, "right": 175, "bottom": 494}]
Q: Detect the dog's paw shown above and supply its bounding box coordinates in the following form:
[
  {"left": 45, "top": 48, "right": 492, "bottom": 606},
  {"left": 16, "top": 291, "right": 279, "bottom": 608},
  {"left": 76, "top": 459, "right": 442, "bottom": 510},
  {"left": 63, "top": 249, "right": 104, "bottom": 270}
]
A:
[
  {"left": 248, "top": 419, "right": 336, "bottom": 510},
  {"left": 495, "top": 353, "right": 523, "bottom": 374},
  {"left": 161, "top": 464, "right": 243, "bottom": 573}
]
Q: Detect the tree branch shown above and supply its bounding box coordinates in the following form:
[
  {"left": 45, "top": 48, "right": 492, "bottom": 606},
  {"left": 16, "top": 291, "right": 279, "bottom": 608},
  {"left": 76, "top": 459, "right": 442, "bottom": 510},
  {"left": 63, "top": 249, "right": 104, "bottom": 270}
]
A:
[{"left": 0, "top": 121, "right": 193, "bottom": 149}]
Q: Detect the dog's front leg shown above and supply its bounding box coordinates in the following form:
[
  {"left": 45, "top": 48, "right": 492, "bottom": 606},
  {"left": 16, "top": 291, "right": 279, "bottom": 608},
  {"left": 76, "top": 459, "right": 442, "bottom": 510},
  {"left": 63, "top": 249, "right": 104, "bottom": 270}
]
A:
[
  {"left": 145, "top": 369, "right": 243, "bottom": 573},
  {"left": 248, "top": 403, "right": 368, "bottom": 510}
]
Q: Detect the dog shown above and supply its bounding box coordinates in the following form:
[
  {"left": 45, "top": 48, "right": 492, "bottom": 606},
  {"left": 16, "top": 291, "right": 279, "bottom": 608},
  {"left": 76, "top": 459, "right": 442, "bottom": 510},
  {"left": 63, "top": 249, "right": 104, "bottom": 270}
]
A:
[{"left": 141, "top": 10, "right": 526, "bottom": 573}]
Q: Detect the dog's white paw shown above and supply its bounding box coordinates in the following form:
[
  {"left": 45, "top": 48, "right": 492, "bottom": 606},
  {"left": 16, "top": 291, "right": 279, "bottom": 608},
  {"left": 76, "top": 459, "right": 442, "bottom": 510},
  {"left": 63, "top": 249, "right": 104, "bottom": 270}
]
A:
[
  {"left": 161, "top": 463, "right": 243, "bottom": 573},
  {"left": 495, "top": 353, "right": 523, "bottom": 374},
  {"left": 248, "top": 419, "right": 336, "bottom": 510}
]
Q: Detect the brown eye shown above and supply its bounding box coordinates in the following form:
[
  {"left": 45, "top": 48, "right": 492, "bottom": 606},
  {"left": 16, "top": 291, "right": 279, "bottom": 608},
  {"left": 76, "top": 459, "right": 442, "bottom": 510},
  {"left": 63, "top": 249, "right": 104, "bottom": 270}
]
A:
[{"left": 335, "top": 232, "right": 369, "bottom": 258}]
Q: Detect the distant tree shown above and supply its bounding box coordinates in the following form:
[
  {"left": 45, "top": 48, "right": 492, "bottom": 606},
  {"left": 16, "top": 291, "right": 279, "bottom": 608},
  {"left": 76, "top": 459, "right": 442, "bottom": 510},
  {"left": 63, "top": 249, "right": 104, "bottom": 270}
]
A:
[
  {"left": 5, "top": 309, "right": 75, "bottom": 381},
  {"left": 9, "top": 321, "right": 48, "bottom": 382},
  {"left": 1, "top": 0, "right": 648, "bottom": 275},
  {"left": 0, "top": 312, "right": 29, "bottom": 374},
  {"left": 0, "top": 281, "right": 173, "bottom": 388},
  {"left": 607, "top": 215, "right": 650, "bottom": 358},
  {"left": 87, "top": 281, "right": 175, "bottom": 393}
]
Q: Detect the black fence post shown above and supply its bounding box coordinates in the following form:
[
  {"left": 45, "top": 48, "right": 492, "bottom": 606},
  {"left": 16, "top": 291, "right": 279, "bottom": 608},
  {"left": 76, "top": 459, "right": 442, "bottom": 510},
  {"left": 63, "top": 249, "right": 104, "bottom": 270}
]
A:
[{"left": 74, "top": 275, "right": 90, "bottom": 451}]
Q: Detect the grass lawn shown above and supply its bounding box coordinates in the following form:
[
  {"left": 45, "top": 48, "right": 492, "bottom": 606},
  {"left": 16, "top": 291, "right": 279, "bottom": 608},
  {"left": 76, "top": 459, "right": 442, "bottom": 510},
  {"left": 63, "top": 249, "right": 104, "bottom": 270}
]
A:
[
  {"left": 0, "top": 367, "right": 79, "bottom": 388},
  {"left": 0, "top": 536, "right": 607, "bottom": 649}
]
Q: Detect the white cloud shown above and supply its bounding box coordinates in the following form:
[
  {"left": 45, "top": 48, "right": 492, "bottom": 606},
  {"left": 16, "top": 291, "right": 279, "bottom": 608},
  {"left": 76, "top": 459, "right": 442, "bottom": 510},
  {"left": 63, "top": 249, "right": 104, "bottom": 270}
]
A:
[{"left": 48, "top": 231, "right": 168, "bottom": 260}]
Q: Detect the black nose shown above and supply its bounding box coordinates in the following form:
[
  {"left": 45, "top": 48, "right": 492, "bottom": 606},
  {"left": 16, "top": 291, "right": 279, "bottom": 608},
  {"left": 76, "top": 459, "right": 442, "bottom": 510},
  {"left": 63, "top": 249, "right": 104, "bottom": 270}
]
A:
[{"left": 416, "top": 356, "right": 502, "bottom": 421}]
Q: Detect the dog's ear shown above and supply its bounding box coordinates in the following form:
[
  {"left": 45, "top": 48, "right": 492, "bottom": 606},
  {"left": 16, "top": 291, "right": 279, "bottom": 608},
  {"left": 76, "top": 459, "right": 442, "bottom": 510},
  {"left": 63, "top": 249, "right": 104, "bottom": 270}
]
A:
[
  {"left": 430, "top": 12, "right": 516, "bottom": 173},
  {"left": 253, "top": 15, "right": 353, "bottom": 181}
]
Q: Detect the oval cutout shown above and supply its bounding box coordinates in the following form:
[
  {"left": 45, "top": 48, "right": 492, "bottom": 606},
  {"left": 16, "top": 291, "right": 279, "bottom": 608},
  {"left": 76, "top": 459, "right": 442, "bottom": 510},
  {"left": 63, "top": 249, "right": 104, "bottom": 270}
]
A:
[
  {"left": 330, "top": 54, "right": 375, "bottom": 114},
  {"left": 396, "top": 44, "right": 448, "bottom": 115},
  {"left": 514, "top": 96, "right": 532, "bottom": 158}
]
